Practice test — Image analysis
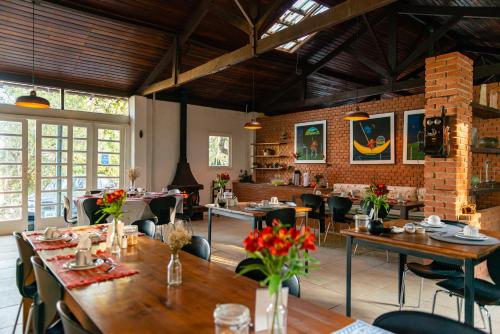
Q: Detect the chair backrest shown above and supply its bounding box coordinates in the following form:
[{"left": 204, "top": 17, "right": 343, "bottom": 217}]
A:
[
  {"left": 487, "top": 247, "right": 500, "bottom": 285},
  {"left": 63, "top": 196, "right": 73, "bottom": 224},
  {"left": 56, "top": 301, "right": 92, "bottom": 334},
  {"left": 149, "top": 196, "right": 177, "bottom": 225},
  {"left": 373, "top": 311, "right": 484, "bottom": 334},
  {"left": 82, "top": 198, "right": 108, "bottom": 225},
  {"left": 89, "top": 190, "right": 101, "bottom": 194},
  {"left": 13, "top": 232, "right": 35, "bottom": 297},
  {"left": 300, "top": 194, "right": 323, "bottom": 211},
  {"left": 31, "top": 256, "right": 62, "bottom": 334},
  {"left": 132, "top": 220, "right": 156, "bottom": 238},
  {"left": 327, "top": 196, "right": 353, "bottom": 220},
  {"left": 182, "top": 236, "right": 211, "bottom": 261},
  {"left": 235, "top": 258, "right": 301, "bottom": 298},
  {"left": 360, "top": 200, "right": 390, "bottom": 219},
  {"left": 265, "top": 208, "right": 296, "bottom": 228}
]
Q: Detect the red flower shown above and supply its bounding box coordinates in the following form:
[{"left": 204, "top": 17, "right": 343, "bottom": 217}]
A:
[
  {"left": 243, "top": 231, "right": 260, "bottom": 252},
  {"left": 301, "top": 229, "right": 317, "bottom": 251},
  {"left": 96, "top": 198, "right": 103, "bottom": 206},
  {"left": 106, "top": 194, "right": 114, "bottom": 203},
  {"left": 269, "top": 238, "right": 292, "bottom": 256}
]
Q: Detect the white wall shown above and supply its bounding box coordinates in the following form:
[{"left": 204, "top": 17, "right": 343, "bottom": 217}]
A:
[{"left": 130, "top": 96, "right": 252, "bottom": 204}]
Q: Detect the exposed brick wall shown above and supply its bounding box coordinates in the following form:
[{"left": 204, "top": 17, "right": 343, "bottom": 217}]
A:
[{"left": 255, "top": 94, "right": 425, "bottom": 187}]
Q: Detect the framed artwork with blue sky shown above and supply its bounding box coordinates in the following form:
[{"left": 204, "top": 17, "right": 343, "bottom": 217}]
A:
[
  {"left": 403, "top": 109, "right": 425, "bottom": 164},
  {"left": 294, "top": 120, "right": 326, "bottom": 163}
]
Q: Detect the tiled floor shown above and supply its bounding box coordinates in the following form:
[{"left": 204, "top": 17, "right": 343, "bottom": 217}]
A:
[{"left": 1, "top": 216, "right": 499, "bottom": 333}]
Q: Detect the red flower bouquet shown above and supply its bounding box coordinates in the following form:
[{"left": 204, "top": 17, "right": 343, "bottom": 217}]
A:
[
  {"left": 215, "top": 173, "right": 230, "bottom": 189},
  {"left": 96, "top": 189, "right": 127, "bottom": 255},
  {"left": 363, "top": 181, "right": 390, "bottom": 220}
]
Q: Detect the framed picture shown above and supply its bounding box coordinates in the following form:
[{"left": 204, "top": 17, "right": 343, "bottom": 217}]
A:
[
  {"left": 294, "top": 120, "right": 326, "bottom": 163},
  {"left": 350, "top": 112, "right": 394, "bottom": 164},
  {"left": 403, "top": 109, "right": 425, "bottom": 164}
]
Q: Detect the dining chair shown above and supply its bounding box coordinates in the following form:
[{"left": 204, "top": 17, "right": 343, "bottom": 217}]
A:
[
  {"left": 326, "top": 196, "right": 353, "bottom": 243},
  {"left": 149, "top": 196, "right": 178, "bottom": 240},
  {"left": 30, "top": 256, "right": 63, "bottom": 334},
  {"left": 373, "top": 310, "right": 484, "bottom": 334},
  {"left": 432, "top": 246, "right": 500, "bottom": 333},
  {"left": 82, "top": 198, "right": 109, "bottom": 225},
  {"left": 235, "top": 258, "right": 301, "bottom": 298},
  {"left": 265, "top": 208, "right": 296, "bottom": 228},
  {"left": 399, "top": 220, "right": 465, "bottom": 310},
  {"left": 89, "top": 190, "right": 102, "bottom": 195},
  {"left": 181, "top": 236, "right": 211, "bottom": 261},
  {"left": 131, "top": 219, "right": 156, "bottom": 238},
  {"left": 300, "top": 194, "right": 325, "bottom": 246},
  {"left": 56, "top": 301, "right": 92, "bottom": 334},
  {"left": 13, "top": 232, "right": 37, "bottom": 333},
  {"left": 175, "top": 192, "right": 195, "bottom": 233},
  {"left": 63, "top": 196, "right": 77, "bottom": 227}
]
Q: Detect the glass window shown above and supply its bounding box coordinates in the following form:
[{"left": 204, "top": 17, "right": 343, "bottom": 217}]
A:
[
  {"left": 261, "top": 0, "right": 328, "bottom": 53},
  {"left": 97, "top": 127, "right": 122, "bottom": 188},
  {"left": 65, "top": 90, "right": 128, "bottom": 115},
  {"left": 208, "top": 135, "right": 231, "bottom": 167},
  {"left": 0, "top": 81, "right": 61, "bottom": 109}
]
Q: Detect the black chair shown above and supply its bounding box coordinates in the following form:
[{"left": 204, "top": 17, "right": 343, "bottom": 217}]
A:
[
  {"left": 56, "top": 301, "right": 93, "bottom": 334},
  {"left": 300, "top": 194, "right": 325, "bottom": 246},
  {"left": 182, "top": 236, "right": 211, "bottom": 261},
  {"left": 373, "top": 310, "right": 484, "bottom": 334},
  {"left": 175, "top": 192, "right": 195, "bottom": 233},
  {"left": 82, "top": 198, "right": 109, "bottom": 225},
  {"left": 30, "top": 256, "right": 63, "bottom": 334},
  {"left": 63, "top": 196, "right": 77, "bottom": 227},
  {"left": 149, "top": 196, "right": 177, "bottom": 225},
  {"left": 327, "top": 196, "right": 353, "bottom": 243},
  {"left": 13, "top": 232, "right": 37, "bottom": 331},
  {"left": 89, "top": 190, "right": 101, "bottom": 195},
  {"left": 132, "top": 219, "right": 156, "bottom": 238},
  {"left": 360, "top": 199, "right": 390, "bottom": 220},
  {"left": 265, "top": 208, "right": 296, "bottom": 228},
  {"left": 400, "top": 220, "right": 465, "bottom": 310},
  {"left": 433, "top": 247, "right": 500, "bottom": 333},
  {"left": 235, "top": 258, "right": 301, "bottom": 298}
]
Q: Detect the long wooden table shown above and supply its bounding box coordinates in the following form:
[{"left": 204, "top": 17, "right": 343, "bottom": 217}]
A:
[
  {"left": 341, "top": 220, "right": 500, "bottom": 326},
  {"left": 206, "top": 203, "right": 312, "bottom": 247},
  {"left": 32, "top": 233, "right": 352, "bottom": 333}
]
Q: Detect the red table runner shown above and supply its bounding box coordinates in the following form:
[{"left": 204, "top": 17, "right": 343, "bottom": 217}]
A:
[
  {"left": 46, "top": 252, "right": 139, "bottom": 289},
  {"left": 24, "top": 229, "right": 107, "bottom": 251}
]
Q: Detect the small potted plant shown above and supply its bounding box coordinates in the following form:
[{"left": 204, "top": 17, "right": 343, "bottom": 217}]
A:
[
  {"left": 96, "top": 189, "right": 127, "bottom": 255},
  {"left": 362, "top": 181, "right": 389, "bottom": 235},
  {"left": 164, "top": 223, "right": 192, "bottom": 286}
]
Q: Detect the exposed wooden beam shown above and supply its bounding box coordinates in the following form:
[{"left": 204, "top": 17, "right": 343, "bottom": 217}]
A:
[
  {"left": 267, "top": 62, "right": 500, "bottom": 113},
  {"left": 395, "top": 15, "right": 462, "bottom": 75},
  {"left": 345, "top": 45, "right": 392, "bottom": 78},
  {"left": 387, "top": 12, "right": 397, "bottom": 71},
  {"left": 362, "top": 14, "right": 391, "bottom": 74},
  {"left": 141, "top": 0, "right": 396, "bottom": 96},
  {"left": 136, "top": 0, "right": 213, "bottom": 94},
  {"left": 460, "top": 44, "right": 500, "bottom": 57},
  {"left": 210, "top": 6, "right": 250, "bottom": 34},
  {"left": 316, "top": 68, "right": 379, "bottom": 87},
  {"left": 398, "top": 5, "right": 500, "bottom": 19}
]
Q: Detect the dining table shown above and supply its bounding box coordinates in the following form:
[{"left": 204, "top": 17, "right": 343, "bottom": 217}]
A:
[
  {"left": 205, "top": 203, "right": 312, "bottom": 248},
  {"left": 27, "top": 226, "right": 354, "bottom": 334},
  {"left": 341, "top": 219, "right": 500, "bottom": 327}
]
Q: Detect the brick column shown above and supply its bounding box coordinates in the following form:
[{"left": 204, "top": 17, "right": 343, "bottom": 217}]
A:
[{"left": 424, "top": 52, "right": 473, "bottom": 220}]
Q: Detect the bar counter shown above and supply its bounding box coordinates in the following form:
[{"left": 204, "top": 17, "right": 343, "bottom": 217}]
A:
[{"left": 232, "top": 181, "right": 332, "bottom": 202}]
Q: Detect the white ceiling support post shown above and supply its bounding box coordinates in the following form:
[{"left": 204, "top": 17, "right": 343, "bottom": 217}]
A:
[{"left": 129, "top": 95, "right": 152, "bottom": 190}]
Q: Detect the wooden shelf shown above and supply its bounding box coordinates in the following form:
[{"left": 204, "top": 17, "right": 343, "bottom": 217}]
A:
[
  {"left": 471, "top": 147, "right": 500, "bottom": 154},
  {"left": 251, "top": 142, "right": 287, "bottom": 145},
  {"left": 470, "top": 183, "right": 500, "bottom": 195},
  {"left": 471, "top": 102, "right": 500, "bottom": 119},
  {"left": 251, "top": 155, "right": 288, "bottom": 158},
  {"left": 251, "top": 167, "right": 284, "bottom": 170}
]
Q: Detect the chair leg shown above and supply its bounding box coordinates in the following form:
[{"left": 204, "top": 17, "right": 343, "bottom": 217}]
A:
[
  {"left": 417, "top": 278, "right": 424, "bottom": 308},
  {"left": 23, "top": 304, "right": 33, "bottom": 334},
  {"left": 399, "top": 269, "right": 407, "bottom": 310},
  {"left": 323, "top": 221, "right": 332, "bottom": 244},
  {"left": 432, "top": 289, "right": 446, "bottom": 314},
  {"left": 353, "top": 244, "right": 359, "bottom": 255},
  {"left": 12, "top": 298, "right": 22, "bottom": 334},
  {"left": 456, "top": 297, "right": 462, "bottom": 322},
  {"left": 479, "top": 306, "right": 492, "bottom": 333},
  {"left": 386, "top": 251, "right": 390, "bottom": 263}
]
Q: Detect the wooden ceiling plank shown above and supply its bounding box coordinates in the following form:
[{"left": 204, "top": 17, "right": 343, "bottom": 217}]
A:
[
  {"left": 362, "top": 14, "right": 392, "bottom": 74},
  {"left": 398, "top": 6, "right": 500, "bottom": 19},
  {"left": 141, "top": 0, "right": 396, "bottom": 96},
  {"left": 136, "top": 0, "right": 214, "bottom": 93},
  {"left": 210, "top": 6, "right": 250, "bottom": 34},
  {"left": 395, "top": 15, "right": 462, "bottom": 75}
]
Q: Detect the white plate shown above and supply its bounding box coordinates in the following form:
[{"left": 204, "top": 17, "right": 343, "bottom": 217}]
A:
[
  {"left": 420, "top": 221, "right": 446, "bottom": 228},
  {"left": 454, "top": 232, "right": 489, "bottom": 241},
  {"left": 65, "top": 258, "right": 105, "bottom": 271},
  {"left": 36, "top": 235, "right": 66, "bottom": 242}
]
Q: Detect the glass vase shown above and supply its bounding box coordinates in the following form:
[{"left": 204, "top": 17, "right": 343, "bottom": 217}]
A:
[
  {"left": 167, "top": 252, "right": 182, "bottom": 286},
  {"left": 373, "top": 205, "right": 379, "bottom": 221},
  {"left": 266, "top": 282, "right": 287, "bottom": 334},
  {"left": 111, "top": 218, "right": 121, "bottom": 256}
]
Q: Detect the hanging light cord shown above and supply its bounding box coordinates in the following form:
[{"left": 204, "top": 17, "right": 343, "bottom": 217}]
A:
[{"left": 31, "top": 0, "right": 35, "bottom": 88}]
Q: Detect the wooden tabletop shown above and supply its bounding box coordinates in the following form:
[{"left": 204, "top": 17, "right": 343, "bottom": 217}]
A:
[
  {"left": 35, "top": 234, "right": 352, "bottom": 334},
  {"left": 341, "top": 219, "right": 500, "bottom": 260},
  {"left": 206, "top": 203, "right": 312, "bottom": 218},
  {"left": 322, "top": 195, "right": 423, "bottom": 208}
]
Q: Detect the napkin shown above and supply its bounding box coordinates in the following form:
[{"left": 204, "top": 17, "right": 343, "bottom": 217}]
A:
[{"left": 76, "top": 233, "right": 92, "bottom": 250}]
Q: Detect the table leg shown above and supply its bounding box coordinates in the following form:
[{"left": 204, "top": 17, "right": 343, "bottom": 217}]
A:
[
  {"left": 400, "top": 206, "right": 409, "bottom": 220},
  {"left": 208, "top": 208, "right": 213, "bottom": 247},
  {"left": 464, "top": 259, "right": 475, "bottom": 326},
  {"left": 305, "top": 212, "right": 309, "bottom": 274},
  {"left": 398, "top": 254, "right": 407, "bottom": 305},
  {"left": 346, "top": 236, "right": 353, "bottom": 317}
]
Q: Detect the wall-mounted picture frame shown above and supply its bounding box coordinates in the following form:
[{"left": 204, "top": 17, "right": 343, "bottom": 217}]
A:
[
  {"left": 350, "top": 112, "right": 394, "bottom": 164},
  {"left": 403, "top": 109, "right": 425, "bottom": 164},
  {"left": 294, "top": 120, "right": 326, "bottom": 163}
]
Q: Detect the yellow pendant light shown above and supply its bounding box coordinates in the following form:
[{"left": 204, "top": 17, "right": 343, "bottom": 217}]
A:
[
  {"left": 244, "top": 69, "right": 262, "bottom": 130},
  {"left": 344, "top": 105, "right": 369, "bottom": 121},
  {"left": 16, "top": 0, "right": 50, "bottom": 109}
]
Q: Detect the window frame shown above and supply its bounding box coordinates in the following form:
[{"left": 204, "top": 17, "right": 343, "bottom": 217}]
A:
[{"left": 208, "top": 133, "right": 232, "bottom": 168}]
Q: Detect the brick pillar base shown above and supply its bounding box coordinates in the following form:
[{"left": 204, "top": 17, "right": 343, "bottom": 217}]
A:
[{"left": 424, "top": 52, "right": 473, "bottom": 220}]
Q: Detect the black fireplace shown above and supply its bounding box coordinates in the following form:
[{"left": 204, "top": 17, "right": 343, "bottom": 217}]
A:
[{"left": 167, "top": 91, "right": 205, "bottom": 220}]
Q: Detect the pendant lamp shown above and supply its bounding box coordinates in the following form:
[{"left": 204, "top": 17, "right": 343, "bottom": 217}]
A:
[
  {"left": 244, "top": 70, "right": 262, "bottom": 130},
  {"left": 344, "top": 105, "right": 369, "bottom": 121},
  {"left": 16, "top": 1, "right": 50, "bottom": 109}
]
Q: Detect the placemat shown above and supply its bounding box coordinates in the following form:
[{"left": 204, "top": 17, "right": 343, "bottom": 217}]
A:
[
  {"left": 46, "top": 252, "right": 139, "bottom": 289},
  {"left": 25, "top": 230, "right": 107, "bottom": 251},
  {"left": 429, "top": 232, "right": 500, "bottom": 246},
  {"left": 331, "top": 320, "right": 393, "bottom": 334}
]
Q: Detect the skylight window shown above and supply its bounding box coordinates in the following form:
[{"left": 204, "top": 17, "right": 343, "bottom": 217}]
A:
[{"left": 261, "top": 0, "right": 329, "bottom": 53}]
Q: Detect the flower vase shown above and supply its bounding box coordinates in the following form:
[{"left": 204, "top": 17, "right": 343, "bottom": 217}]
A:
[
  {"left": 373, "top": 206, "right": 379, "bottom": 221},
  {"left": 167, "top": 251, "right": 182, "bottom": 286},
  {"left": 266, "top": 282, "right": 287, "bottom": 334},
  {"left": 111, "top": 218, "right": 121, "bottom": 256}
]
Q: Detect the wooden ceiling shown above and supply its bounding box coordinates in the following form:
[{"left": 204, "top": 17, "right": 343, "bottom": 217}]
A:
[{"left": 1, "top": 0, "right": 500, "bottom": 114}]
